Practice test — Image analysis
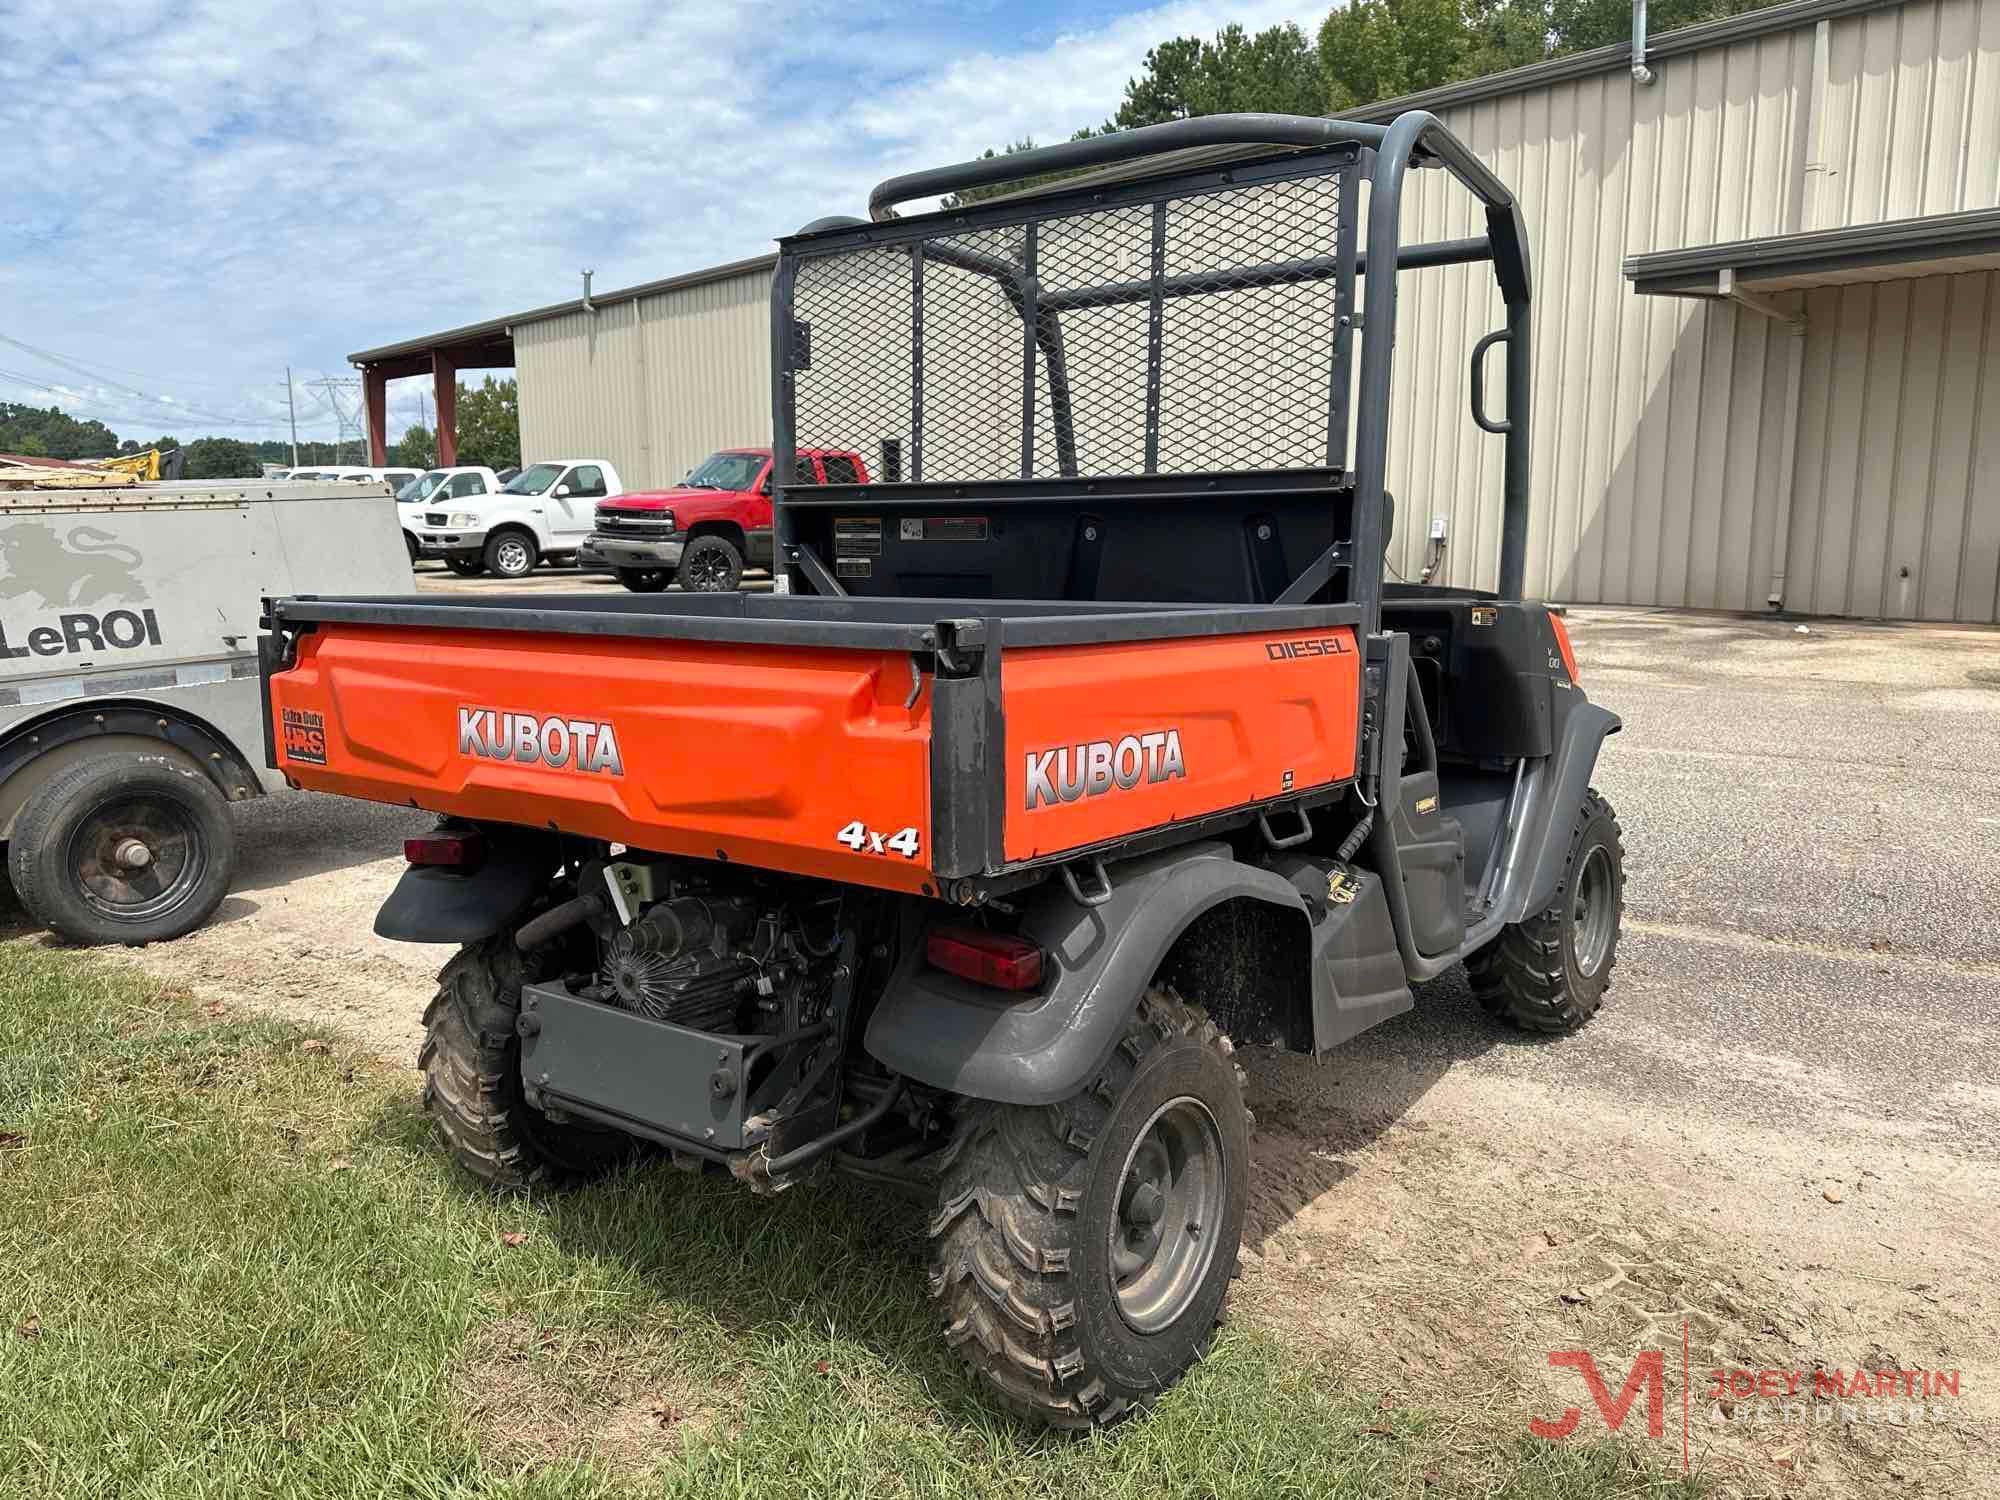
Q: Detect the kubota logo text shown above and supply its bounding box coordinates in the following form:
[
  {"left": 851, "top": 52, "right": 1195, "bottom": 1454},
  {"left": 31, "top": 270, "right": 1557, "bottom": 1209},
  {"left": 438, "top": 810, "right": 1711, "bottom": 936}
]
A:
[
  {"left": 1025, "top": 729, "right": 1185, "bottom": 810},
  {"left": 458, "top": 706, "right": 624, "bottom": 776}
]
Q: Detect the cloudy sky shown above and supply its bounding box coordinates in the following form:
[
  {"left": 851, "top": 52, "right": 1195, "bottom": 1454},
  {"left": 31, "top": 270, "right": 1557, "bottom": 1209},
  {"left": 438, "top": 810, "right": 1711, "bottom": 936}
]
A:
[{"left": 0, "top": 0, "right": 1310, "bottom": 453}]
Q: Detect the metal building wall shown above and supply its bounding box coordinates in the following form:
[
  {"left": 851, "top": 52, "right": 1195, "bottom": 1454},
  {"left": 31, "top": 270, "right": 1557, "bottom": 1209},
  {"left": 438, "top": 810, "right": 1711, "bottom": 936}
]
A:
[
  {"left": 516, "top": 267, "right": 773, "bottom": 491},
  {"left": 1374, "top": 0, "right": 2000, "bottom": 620}
]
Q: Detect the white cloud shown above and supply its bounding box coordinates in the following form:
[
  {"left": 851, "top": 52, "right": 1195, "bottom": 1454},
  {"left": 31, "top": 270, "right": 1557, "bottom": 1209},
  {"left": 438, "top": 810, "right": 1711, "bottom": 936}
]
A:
[{"left": 0, "top": 0, "right": 1315, "bottom": 447}]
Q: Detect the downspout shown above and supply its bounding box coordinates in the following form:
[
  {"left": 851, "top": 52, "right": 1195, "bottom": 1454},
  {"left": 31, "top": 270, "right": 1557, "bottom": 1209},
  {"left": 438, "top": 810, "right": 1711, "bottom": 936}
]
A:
[
  {"left": 1631, "top": 0, "right": 1656, "bottom": 84},
  {"left": 1763, "top": 19, "right": 1832, "bottom": 610},
  {"left": 1719, "top": 271, "right": 1810, "bottom": 611},
  {"left": 580, "top": 268, "right": 596, "bottom": 313}
]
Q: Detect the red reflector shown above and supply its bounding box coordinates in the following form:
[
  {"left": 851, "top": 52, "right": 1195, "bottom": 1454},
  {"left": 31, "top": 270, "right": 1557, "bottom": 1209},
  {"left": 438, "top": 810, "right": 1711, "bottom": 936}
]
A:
[
  {"left": 404, "top": 831, "right": 484, "bottom": 869},
  {"left": 927, "top": 925, "right": 1043, "bottom": 991},
  {"left": 1548, "top": 609, "right": 1581, "bottom": 684}
]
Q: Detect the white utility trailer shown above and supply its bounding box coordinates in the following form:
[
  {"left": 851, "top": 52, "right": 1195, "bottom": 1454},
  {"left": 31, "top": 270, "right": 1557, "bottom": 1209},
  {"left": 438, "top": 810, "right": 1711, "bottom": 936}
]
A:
[{"left": 0, "top": 480, "right": 411, "bottom": 944}]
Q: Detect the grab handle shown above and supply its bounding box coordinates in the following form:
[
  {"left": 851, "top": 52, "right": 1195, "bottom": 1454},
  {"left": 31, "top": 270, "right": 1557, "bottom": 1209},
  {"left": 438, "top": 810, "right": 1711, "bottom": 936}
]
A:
[
  {"left": 1470, "top": 329, "right": 1512, "bottom": 434},
  {"left": 1060, "top": 857, "right": 1114, "bottom": 908}
]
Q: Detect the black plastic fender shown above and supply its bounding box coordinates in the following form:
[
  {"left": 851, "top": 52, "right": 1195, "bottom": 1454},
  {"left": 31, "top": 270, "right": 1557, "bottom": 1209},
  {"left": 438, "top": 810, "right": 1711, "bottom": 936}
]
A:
[
  {"left": 1502, "top": 700, "right": 1621, "bottom": 922},
  {"left": 373, "top": 836, "right": 553, "bottom": 944},
  {"left": 863, "top": 841, "right": 1312, "bottom": 1106}
]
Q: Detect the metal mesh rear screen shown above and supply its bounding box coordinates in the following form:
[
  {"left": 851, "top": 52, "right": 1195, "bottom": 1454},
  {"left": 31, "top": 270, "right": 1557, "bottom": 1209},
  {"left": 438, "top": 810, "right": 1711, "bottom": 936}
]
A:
[{"left": 785, "top": 162, "right": 1351, "bottom": 483}]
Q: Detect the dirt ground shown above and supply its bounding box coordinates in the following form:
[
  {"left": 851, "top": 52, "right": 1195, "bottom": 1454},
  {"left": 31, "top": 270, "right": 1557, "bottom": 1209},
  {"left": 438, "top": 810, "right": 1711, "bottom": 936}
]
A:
[{"left": 9, "top": 599, "right": 1997, "bottom": 1495}]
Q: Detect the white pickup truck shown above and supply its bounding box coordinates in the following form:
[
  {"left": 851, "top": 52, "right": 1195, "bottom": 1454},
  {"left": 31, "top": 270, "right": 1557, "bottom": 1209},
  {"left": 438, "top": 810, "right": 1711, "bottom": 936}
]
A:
[
  {"left": 1, "top": 478, "right": 411, "bottom": 945},
  {"left": 400, "top": 459, "right": 624, "bottom": 578}
]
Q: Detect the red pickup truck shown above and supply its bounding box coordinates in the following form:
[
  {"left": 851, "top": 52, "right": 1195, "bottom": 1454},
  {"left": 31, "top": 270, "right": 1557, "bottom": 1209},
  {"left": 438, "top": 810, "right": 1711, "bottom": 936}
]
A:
[{"left": 584, "top": 446, "right": 868, "bottom": 592}]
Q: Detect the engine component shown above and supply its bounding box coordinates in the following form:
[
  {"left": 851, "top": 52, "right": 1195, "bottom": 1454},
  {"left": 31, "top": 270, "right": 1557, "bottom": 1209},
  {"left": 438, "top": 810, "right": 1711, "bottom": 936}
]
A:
[{"left": 601, "top": 895, "right": 756, "bottom": 1030}]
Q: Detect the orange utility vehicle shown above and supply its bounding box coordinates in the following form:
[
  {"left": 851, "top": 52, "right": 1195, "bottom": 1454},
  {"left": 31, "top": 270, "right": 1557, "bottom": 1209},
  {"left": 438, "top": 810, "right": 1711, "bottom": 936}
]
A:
[{"left": 262, "top": 112, "right": 1623, "bottom": 1428}]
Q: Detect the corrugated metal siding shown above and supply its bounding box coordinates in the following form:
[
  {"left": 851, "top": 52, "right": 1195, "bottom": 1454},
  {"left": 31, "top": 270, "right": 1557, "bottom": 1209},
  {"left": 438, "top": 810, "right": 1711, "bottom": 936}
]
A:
[
  {"left": 1787, "top": 270, "right": 2000, "bottom": 618},
  {"left": 1372, "top": 0, "right": 2000, "bottom": 620},
  {"left": 516, "top": 267, "right": 772, "bottom": 491},
  {"left": 1813, "top": 0, "right": 2000, "bottom": 227}
]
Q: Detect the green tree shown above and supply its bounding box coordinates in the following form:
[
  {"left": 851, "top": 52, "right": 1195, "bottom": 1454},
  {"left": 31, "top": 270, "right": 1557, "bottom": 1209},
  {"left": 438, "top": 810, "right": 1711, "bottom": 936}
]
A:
[
  {"left": 13, "top": 433, "right": 48, "bottom": 458},
  {"left": 1113, "top": 23, "right": 1325, "bottom": 127},
  {"left": 392, "top": 424, "right": 436, "bottom": 468},
  {"left": 452, "top": 377, "right": 519, "bottom": 470},
  {"left": 182, "top": 437, "right": 261, "bottom": 480}
]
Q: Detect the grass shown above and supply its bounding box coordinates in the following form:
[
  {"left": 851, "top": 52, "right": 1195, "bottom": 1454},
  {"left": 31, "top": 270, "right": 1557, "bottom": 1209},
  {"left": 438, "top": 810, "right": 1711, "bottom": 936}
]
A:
[{"left": 0, "top": 940, "right": 1708, "bottom": 1500}]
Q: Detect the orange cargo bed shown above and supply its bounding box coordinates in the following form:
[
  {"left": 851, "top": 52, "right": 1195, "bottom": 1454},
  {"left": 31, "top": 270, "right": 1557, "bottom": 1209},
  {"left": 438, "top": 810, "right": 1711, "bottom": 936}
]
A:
[{"left": 262, "top": 593, "right": 1361, "bottom": 899}]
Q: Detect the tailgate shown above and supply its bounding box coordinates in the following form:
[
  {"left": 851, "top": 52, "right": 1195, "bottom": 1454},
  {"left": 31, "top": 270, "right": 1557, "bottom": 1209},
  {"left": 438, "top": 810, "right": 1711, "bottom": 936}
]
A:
[
  {"left": 264, "top": 597, "right": 1361, "bottom": 895},
  {"left": 269, "top": 623, "right": 936, "bottom": 893}
]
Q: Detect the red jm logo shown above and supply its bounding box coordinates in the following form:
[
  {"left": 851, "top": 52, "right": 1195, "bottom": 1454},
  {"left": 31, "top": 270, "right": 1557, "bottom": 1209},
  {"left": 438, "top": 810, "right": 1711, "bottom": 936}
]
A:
[{"left": 1530, "top": 1350, "right": 1667, "bottom": 1441}]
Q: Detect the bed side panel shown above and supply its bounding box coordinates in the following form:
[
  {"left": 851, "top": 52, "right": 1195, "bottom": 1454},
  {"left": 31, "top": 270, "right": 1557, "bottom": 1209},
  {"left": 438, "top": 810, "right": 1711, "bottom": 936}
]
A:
[
  {"left": 1000, "top": 624, "right": 1360, "bottom": 863},
  {"left": 270, "top": 625, "right": 936, "bottom": 893}
]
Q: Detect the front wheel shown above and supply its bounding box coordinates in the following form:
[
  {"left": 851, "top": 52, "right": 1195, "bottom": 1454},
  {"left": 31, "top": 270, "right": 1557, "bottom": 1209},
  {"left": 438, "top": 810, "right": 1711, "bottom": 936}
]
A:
[
  {"left": 420, "top": 937, "right": 632, "bottom": 1190},
  {"left": 6, "top": 751, "right": 236, "bottom": 946},
  {"left": 617, "top": 567, "right": 671, "bottom": 593},
  {"left": 483, "top": 530, "right": 539, "bottom": 580},
  {"left": 1467, "top": 787, "right": 1624, "bottom": 1033},
  {"left": 677, "top": 535, "right": 743, "bottom": 592},
  {"left": 930, "top": 989, "right": 1249, "bottom": 1429}
]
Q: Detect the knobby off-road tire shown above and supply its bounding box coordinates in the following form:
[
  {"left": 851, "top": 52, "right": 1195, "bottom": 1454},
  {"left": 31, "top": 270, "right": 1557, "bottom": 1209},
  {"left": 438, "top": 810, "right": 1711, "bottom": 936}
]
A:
[
  {"left": 1467, "top": 786, "right": 1624, "bottom": 1034},
  {"left": 419, "top": 936, "right": 630, "bottom": 1191},
  {"left": 929, "top": 989, "right": 1250, "bottom": 1429}
]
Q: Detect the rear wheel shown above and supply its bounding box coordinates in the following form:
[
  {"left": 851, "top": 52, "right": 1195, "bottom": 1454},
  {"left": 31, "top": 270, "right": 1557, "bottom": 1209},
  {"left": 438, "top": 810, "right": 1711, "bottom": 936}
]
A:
[
  {"left": 483, "top": 530, "right": 539, "bottom": 580},
  {"left": 1467, "top": 787, "right": 1624, "bottom": 1033},
  {"left": 419, "top": 936, "right": 632, "bottom": 1190},
  {"left": 6, "top": 752, "right": 235, "bottom": 946},
  {"left": 929, "top": 989, "right": 1248, "bottom": 1429},
  {"left": 444, "top": 554, "right": 484, "bottom": 577},
  {"left": 617, "top": 567, "right": 672, "bottom": 593},
  {"left": 403, "top": 532, "right": 419, "bottom": 563},
  {"left": 677, "top": 535, "right": 743, "bottom": 592}
]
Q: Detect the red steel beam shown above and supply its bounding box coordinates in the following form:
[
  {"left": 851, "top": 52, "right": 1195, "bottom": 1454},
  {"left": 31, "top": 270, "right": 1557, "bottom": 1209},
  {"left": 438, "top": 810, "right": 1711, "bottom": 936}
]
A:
[{"left": 433, "top": 350, "right": 459, "bottom": 467}]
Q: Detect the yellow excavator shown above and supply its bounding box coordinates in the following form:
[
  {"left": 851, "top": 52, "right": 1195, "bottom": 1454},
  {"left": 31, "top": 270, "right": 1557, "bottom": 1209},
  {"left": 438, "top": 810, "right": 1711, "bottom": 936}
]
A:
[{"left": 91, "top": 447, "right": 185, "bottom": 481}]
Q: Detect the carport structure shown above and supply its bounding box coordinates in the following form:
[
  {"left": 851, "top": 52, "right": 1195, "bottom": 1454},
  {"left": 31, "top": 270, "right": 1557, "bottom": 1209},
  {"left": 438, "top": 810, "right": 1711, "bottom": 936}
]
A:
[
  {"left": 1625, "top": 207, "right": 2000, "bottom": 620},
  {"left": 350, "top": 321, "right": 515, "bottom": 468}
]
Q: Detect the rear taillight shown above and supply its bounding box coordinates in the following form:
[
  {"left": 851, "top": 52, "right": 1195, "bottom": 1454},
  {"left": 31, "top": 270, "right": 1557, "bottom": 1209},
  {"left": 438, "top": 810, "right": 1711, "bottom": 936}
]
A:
[
  {"left": 1548, "top": 610, "right": 1580, "bottom": 684},
  {"left": 927, "top": 925, "right": 1044, "bottom": 991},
  {"left": 404, "top": 830, "right": 485, "bottom": 869}
]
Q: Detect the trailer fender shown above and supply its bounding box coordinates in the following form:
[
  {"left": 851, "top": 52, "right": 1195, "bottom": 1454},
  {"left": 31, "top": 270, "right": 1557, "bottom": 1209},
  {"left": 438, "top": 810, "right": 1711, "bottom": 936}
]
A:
[
  {"left": 864, "top": 841, "right": 1310, "bottom": 1107},
  {"left": 1503, "top": 701, "right": 1621, "bottom": 922},
  {"left": 373, "top": 834, "right": 555, "bottom": 944},
  {"left": 0, "top": 700, "right": 263, "bottom": 840}
]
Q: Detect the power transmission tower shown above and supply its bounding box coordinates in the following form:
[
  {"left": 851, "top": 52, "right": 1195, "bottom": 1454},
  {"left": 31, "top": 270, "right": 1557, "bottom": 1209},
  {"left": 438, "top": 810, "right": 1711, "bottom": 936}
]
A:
[{"left": 305, "top": 376, "right": 363, "bottom": 463}]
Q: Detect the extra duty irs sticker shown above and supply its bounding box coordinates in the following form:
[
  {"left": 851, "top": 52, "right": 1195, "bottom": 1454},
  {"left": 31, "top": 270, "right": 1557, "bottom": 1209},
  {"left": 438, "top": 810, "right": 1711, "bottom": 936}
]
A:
[{"left": 281, "top": 707, "right": 327, "bottom": 765}]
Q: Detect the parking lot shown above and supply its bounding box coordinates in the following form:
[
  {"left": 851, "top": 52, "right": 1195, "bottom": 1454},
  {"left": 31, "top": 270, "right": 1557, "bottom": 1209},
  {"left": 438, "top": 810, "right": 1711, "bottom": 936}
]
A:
[{"left": 7, "top": 597, "right": 1996, "bottom": 1492}]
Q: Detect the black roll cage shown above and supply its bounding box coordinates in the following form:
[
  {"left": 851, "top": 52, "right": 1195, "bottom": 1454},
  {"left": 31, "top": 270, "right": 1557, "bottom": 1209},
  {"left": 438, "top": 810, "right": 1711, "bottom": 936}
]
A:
[{"left": 770, "top": 110, "right": 1534, "bottom": 633}]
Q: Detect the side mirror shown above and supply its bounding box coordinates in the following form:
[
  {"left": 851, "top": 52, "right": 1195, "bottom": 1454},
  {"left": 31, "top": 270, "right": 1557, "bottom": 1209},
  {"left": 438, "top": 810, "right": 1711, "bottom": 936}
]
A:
[{"left": 555, "top": 484, "right": 572, "bottom": 498}]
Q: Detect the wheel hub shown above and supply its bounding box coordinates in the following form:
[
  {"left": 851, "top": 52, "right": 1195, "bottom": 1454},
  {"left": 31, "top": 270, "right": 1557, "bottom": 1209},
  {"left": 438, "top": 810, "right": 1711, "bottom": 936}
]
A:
[
  {"left": 68, "top": 795, "right": 204, "bottom": 924},
  {"left": 1108, "top": 1096, "right": 1226, "bottom": 1334},
  {"left": 1570, "top": 844, "right": 1616, "bottom": 977}
]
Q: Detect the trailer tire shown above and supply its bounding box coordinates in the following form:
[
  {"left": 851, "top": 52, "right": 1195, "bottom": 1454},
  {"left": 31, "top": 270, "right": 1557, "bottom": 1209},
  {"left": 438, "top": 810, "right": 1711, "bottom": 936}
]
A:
[
  {"left": 6, "top": 751, "right": 235, "bottom": 947},
  {"left": 483, "top": 529, "right": 539, "bottom": 580},
  {"left": 677, "top": 535, "right": 743, "bottom": 592},
  {"left": 1467, "top": 787, "right": 1623, "bottom": 1034},
  {"left": 616, "top": 567, "right": 672, "bottom": 593},
  {"left": 929, "top": 989, "right": 1248, "bottom": 1429},
  {"left": 419, "top": 936, "right": 631, "bottom": 1191}
]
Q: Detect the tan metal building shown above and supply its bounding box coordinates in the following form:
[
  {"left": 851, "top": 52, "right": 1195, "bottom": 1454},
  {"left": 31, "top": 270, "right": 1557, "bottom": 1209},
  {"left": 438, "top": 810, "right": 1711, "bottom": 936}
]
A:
[{"left": 353, "top": 0, "right": 2000, "bottom": 622}]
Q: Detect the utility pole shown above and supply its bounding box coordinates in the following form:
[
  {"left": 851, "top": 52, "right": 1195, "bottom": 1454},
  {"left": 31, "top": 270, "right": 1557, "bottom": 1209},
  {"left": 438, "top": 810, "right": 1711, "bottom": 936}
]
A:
[{"left": 280, "top": 367, "right": 299, "bottom": 467}]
